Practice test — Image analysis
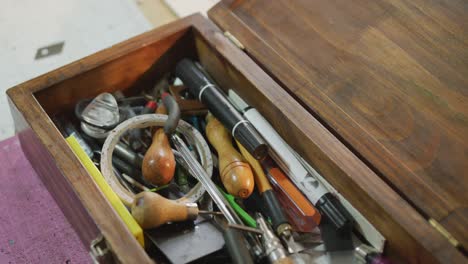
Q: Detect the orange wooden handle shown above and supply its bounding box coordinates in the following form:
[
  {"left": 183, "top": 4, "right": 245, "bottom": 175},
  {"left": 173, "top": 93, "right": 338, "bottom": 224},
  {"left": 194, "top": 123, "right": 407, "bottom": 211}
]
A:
[
  {"left": 142, "top": 105, "right": 175, "bottom": 185},
  {"left": 131, "top": 192, "right": 197, "bottom": 229},
  {"left": 206, "top": 114, "right": 254, "bottom": 198}
]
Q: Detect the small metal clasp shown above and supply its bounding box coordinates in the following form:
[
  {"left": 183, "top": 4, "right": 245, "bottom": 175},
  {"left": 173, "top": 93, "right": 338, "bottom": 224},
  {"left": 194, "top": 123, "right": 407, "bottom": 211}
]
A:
[{"left": 89, "top": 234, "right": 115, "bottom": 264}]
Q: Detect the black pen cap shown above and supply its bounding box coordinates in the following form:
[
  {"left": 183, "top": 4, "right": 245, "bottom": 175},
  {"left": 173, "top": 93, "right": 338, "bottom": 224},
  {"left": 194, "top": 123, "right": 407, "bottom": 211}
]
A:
[{"left": 316, "top": 192, "right": 354, "bottom": 233}]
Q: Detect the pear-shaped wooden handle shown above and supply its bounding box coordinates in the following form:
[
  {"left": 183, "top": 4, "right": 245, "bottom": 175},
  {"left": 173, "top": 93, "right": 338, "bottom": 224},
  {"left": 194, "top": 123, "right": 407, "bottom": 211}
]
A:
[
  {"left": 131, "top": 192, "right": 198, "bottom": 229},
  {"left": 206, "top": 114, "right": 254, "bottom": 198},
  {"left": 142, "top": 105, "right": 175, "bottom": 185}
]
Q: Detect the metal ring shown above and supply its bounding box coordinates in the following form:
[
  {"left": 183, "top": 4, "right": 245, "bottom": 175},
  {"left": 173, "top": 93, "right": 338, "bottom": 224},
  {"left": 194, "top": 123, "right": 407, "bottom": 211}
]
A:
[
  {"left": 198, "top": 84, "right": 215, "bottom": 101},
  {"left": 100, "top": 114, "right": 213, "bottom": 206},
  {"left": 231, "top": 120, "right": 249, "bottom": 138}
]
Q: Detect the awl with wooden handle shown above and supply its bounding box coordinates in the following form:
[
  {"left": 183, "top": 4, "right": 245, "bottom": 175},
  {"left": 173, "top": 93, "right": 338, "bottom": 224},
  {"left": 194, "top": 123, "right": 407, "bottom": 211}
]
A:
[
  {"left": 142, "top": 94, "right": 178, "bottom": 185},
  {"left": 131, "top": 191, "right": 217, "bottom": 229},
  {"left": 237, "top": 142, "right": 292, "bottom": 236},
  {"left": 205, "top": 114, "right": 254, "bottom": 198}
]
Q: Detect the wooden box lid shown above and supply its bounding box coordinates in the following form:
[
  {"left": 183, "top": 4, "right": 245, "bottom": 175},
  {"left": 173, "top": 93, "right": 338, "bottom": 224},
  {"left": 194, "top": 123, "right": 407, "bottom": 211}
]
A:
[{"left": 209, "top": 0, "right": 468, "bottom": 249}]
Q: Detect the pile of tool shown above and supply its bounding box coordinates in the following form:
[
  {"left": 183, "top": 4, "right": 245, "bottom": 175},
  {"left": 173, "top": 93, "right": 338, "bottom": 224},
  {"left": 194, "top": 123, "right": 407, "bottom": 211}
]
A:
[{"left": 56, "top": 59, "right": 390, "bottom": 263}]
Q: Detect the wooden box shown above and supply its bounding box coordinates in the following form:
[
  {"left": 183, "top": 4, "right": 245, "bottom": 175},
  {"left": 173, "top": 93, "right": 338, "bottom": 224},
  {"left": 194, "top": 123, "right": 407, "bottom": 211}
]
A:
[{"left": 7, "top": 1, "right": 467, "bottom": 263}]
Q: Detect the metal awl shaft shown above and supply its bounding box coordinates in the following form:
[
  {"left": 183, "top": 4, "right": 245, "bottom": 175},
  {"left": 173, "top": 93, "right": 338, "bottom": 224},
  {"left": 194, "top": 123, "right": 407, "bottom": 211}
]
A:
[{"left": 171, "top": 134, "right": 242, "bottom": 225}]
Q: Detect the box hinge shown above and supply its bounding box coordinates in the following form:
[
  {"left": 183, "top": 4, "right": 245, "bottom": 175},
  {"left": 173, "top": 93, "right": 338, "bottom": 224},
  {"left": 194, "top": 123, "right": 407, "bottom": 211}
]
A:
[
  {"left": 89, "top": 234, "right": 116, "bottom": 264},
  {"left": 428, "top": 218, "right": 460, "bottom": 248},
  {"left": 224, "top": 31, "right": 245, "bottom": 50}
]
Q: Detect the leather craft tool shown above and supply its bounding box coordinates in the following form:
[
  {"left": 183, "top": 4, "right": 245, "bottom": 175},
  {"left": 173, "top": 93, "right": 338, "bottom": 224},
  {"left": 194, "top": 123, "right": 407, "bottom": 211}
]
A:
[
  {"left": 130, "top": 191, "right": 218, "bottom": 229},
  {"left": 171, "top": 134, "right": 263, "bottom": 258},
  {"left": 261, "top": 157, "right": 321, "bottom": 232},
  {"left": 256, "top": 213, "right": 293, "bottom": 264},
  {"left": 66, "top": 135, "right": 145, "bottom": 247},
  {"left": 101, "top": 114, "right": 213, "bottom": 205},
  {"left": 78, "top": 93, "right": 121, "bottom": 139},
  {"left": 238, "top": 149, "right": 305, "bottom": 255},
  {"left": 229, "top": 90, "right": 353, "bottom": 233},
  {"left": 206, "top": 114, "right": 254, "bottom": 198},
  {"left": 175, "top": 58, "right": 268, "bottom": 160},
  {"left": 142, "top": 94, "right": 178, "bottom": 186},
  {"left": 218, "top": 186, "right": 256, "bottom": 228}
]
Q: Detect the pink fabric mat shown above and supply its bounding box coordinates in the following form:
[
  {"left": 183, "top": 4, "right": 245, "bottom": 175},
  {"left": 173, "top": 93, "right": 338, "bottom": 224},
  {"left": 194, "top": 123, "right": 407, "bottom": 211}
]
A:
[{"left": 0, "top": 136, "right": 90, "bottom": 264}]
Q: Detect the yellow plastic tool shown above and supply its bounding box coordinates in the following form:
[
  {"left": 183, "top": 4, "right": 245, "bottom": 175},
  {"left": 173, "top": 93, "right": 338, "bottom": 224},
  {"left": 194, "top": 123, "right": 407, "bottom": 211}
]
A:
[{"left": 66, "top": 135, "right": 145, "bottom": 247}]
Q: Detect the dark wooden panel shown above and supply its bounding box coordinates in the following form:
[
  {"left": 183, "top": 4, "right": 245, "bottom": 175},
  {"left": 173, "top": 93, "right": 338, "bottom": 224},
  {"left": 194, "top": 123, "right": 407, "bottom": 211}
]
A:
[
  {"left": 7, "top": 7, "right": 465, "bottom": 263},
  {"left": 9, "top": 98, "right": 100, "bottom": 247},
  {"left": 209, "top": 0, "right": 468, "bottom": 249},
  {"left": 35, "top": 28, "right": 190, "bottom": 116},
  {"left": 192, "top": 15, "right": 465, "bottom": 263}
]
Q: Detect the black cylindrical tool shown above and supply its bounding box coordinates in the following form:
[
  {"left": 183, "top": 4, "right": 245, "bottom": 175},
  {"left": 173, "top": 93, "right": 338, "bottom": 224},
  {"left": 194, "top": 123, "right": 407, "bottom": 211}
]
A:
[
  {"left": 315, "top": 193, "right": 354, "bottom": 233},
  {"left": 175, "top": 59, "right": 267, "bottom": 160},
  {"left": 262, "top": 190, "right": 289, "bottom": 231}
]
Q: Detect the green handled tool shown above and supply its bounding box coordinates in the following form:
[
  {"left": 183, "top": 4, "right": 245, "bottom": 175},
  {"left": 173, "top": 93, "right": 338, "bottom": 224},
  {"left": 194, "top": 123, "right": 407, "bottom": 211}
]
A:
[{"left": 218, "top": 186, "right": 256, "bottom": 228}]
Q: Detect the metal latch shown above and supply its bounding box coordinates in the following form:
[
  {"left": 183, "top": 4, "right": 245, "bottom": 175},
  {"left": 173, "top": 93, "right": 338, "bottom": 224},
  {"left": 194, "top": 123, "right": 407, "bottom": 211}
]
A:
[
  {"left": 224, "top": 31, "right": 245, "bottom": 50},
  {"left": 90, "top": 234, "right": 115, "bottom": 264}
]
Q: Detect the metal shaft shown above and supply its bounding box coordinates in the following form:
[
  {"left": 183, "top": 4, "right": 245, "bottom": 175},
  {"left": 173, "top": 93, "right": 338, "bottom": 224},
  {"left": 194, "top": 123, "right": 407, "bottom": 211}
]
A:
[
  {"left": 256, "top": 213, "right": 289, "bottom": 262},
  {"left": 172, "top": 134, "right": 264, "bottom": 258},
  {"left": 171, "top": 134, "right": 242, "bottom": 225}
]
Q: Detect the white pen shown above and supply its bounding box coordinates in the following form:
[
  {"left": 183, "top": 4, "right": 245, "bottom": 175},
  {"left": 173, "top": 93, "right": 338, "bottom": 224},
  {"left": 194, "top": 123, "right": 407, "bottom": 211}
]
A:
[{"left": 228, "top": 90, "right": 353, "bottom": 231}]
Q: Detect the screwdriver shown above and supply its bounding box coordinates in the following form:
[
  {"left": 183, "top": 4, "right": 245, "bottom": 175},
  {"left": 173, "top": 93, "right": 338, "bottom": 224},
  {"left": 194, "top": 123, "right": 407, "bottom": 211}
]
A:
[
  {"left": 229, "top": 89, "right": 353, "bottom": 232},
  {"left": 171, "top": 134, "right": 264, "bottom": 259},
  {"left": 205, "top": 114, "right": 254, "bottom": 198},
  {"left": 131, "top": 191, "right": 219, "bottom": 229},
  {"left": 237, "top": 142, "right": 292, "bottom": 236},
  {"left": 261, "top": 157, "right": 322, "bottom": 232}
]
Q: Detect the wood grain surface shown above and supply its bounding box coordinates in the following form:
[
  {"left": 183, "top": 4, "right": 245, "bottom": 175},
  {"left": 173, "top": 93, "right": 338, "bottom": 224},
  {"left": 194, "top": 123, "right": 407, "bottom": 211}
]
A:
[
  {"left": 6, "top": 8, "right": 466, "bottom": 263},
  {"left": 209, "top": 0, "right": 468, "bottom": 250},
  {"left": 8, "top": 100, "right": 100, "bottom": 247},
  {"left": 197, "top": 10, "right": 464, "bottom": 262}
]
